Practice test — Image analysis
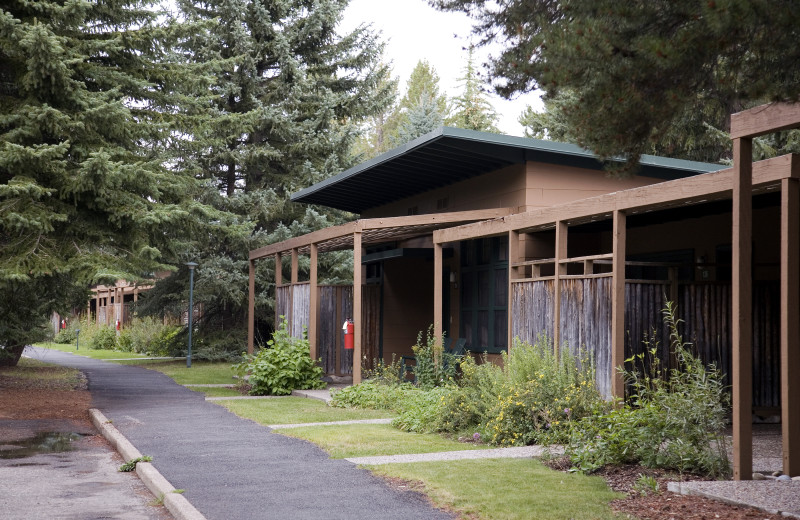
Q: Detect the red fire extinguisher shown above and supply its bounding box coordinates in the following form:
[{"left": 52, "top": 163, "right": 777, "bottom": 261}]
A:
[
  {"left": 116, "top": 319, "right": 121, "bottom": 331},
  {"left": 343, "top": 319, "right": 354, "bottom": 350}
]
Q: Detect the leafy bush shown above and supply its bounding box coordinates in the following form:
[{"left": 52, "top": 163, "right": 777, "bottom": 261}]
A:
[
  {"left": 567, "top": 302, "right": 731, "bottom": 478},
  {"left": 433, "top": 337, "right": 604, "bottom": 445},
  {"left": 54, "top": 328, "right": 77, "bottom": 344},
  {"left": 331, "top": 380, "right": 418, "bottom": 410},
  {"left": 411, "top": 327, "right": 459, "bottom": 388},
  {"left": 233, "top": 318, "right": 324, "bottom": 396},
  {"left": 117, "top": 316, "right": 182, "bottom": 356},
  {"left": 392, "top": 386, "right": 453, "bottom": 433},
  {"left": 90, "top": 326, "right": 117, "bottom": 350}
]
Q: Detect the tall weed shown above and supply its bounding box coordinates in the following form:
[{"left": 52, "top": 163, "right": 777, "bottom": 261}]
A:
[{"left": 567, "top": 302, "right": 731, "bottom": 478}]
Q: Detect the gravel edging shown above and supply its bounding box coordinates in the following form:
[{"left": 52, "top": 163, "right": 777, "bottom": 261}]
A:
[
  {"left": 89, "top": 409, "right": 207, "bottom": 520},
  {"left": 346, "top": 445, "right": 564, "bottom": 465},
  {"left": 668, "top": 480, "right": 800, "bottom": 518}
]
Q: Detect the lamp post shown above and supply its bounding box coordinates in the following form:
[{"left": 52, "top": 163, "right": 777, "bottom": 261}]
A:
[
  {"left": 75, "top": 329, "right": 80, "bottom": 351},
  {"left": 186, "top": 262, "right": 198, "bottom": 368}
]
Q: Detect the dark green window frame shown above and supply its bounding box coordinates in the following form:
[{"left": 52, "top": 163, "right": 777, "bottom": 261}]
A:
[{"left": 459, "top": 236, "right": 508, "bottom": 354}]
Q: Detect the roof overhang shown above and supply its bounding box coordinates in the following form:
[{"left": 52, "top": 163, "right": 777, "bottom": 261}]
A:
[{"left": 290, "top": 127, "right": 727, "bottom": 214}]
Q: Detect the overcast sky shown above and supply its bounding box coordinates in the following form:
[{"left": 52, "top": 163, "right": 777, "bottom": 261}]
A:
[{"left": 339, "top": 0, "right": 542, "bottom": 136}]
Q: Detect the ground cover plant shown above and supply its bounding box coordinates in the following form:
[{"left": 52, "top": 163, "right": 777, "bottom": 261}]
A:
[
  {"left": 332, "top": 332, "right": 604, "bottom": 446},
  {"left": 233, "top": 318, "right": 325, "bottom": 396},
  {"left": 372, "top": 458, "right": 621, "bottom": 520},
  {"left": 217, "top": 397, "right": 394, "bottom": 425},
  {"left": 566, "top": 302, "right": 731, "bottom": 478}
]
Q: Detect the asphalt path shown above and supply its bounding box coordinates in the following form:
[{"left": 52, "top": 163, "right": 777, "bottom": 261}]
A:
[{"left": 27, "top": 347, "right": 453, "bottom": 520}]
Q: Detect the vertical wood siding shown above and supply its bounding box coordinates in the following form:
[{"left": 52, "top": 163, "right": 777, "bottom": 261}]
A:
[{"left": 513, "top": 278, "right": 779, "bottom": 406}]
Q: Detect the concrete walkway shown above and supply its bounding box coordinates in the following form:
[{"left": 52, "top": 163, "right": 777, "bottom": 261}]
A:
[{"left": 26, "top": 347, "right": 453, "bottom": 520}]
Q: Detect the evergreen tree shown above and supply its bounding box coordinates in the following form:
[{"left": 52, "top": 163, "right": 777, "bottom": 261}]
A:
[
  {"left": 144, "top": 0, "right": 394, "bottom": 347},
  {"left": 392, "top": 90, "right": 444, "bottom": 146},
  {"left": 432, "top": 0, "right": 800, "bottom": 174},
  {"left": 448, "top": 46, "right": 499, "bottom": 132},
  {"left": 351, "top": 67, "right": 400, "bottom": 160},
  {"left": 0, "top": 1, "right": 222, "bottom": 365}
]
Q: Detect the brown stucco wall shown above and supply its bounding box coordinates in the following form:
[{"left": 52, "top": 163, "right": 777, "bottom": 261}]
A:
[{"left": 380, "top": 257, "right": 435, "bottom": 361}]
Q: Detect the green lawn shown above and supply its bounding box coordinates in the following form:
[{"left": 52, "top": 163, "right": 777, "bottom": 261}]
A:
[
  {"left": 190, "top": 386, "right": 242, "bottom": 398},
  {"left": 35, "top": 342, "right": 151, "bottom": 360},
  {"left": 372, "top": 458, "right": 621, "bottom": 520},
  {"left": 218, "top": 397, "right": 394, "bottom": 425},
  {"left": 111, "top": 360, "right": 236, "bottom": 385},
  {"left": 277, "top": 423, "right": 489, "bottom": 459}
]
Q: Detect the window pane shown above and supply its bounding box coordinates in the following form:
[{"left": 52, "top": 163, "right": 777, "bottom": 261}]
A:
[
  {"left": 461, "top": 273, "right": 473, "bottom": 308},
  {"left": 460, "top": 311, "right": 473, "bottom": 349},
  {"left": 494, "top": 310, "right": 507, "bottom": 349},
  {"left": 494, "top": 268, "right": 507, "bottom": 307},
  {"left": 478, "top": 311, "right": 488, "bottom": 349},
  {"left": 496, "top": 236, "right": 508, "bottom": 262},
  {"left": 479, "top": 239, "right": 491, "bottom": 265},
  {"left": 461, "top": 241, "right": 473, "bottom": 267},
  {"left": 477, "top": 270, "right": 490, "bottom": 307}
]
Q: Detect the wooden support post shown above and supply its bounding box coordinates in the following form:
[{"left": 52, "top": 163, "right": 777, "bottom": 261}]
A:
[
  {"left": 583, "top": 259, "right": 594, "bottom": 276},
  {"left": 291, "top": 248, "right": 299, "bottom": 284},
  {"left": 274, "top": 253, "right": 282, "bottom": 328},
  {"left": 434, "top": 242, "right": 443, "bottom": 347},
  {"left": 248, "top": 259, "right": 255, "bottom": 355},
  {"left": 553, "top": 221, "right": 568, "bottom": 356},
  {"left": 95, "top": 292, "right": 100, "bottom": 325},
  {"left": 781, "top": 177, "right": 800, "bottom": 476},
  {"left": 611, "top": 210, "right": 627, "bottom": 400},
  {"left": 309, "top": 243, "right": 319, "bottom": 362},
  {"left": 133, "top": 285, "right": 138, "bottom": 304},
  {"left": 508, "top": 230, "right": 520, "bottom": 350},
  {"left": 353, "top": 232, "right": 363, "bottom": 384},
  {"left": 732, "top": 137, "right": 753, "bottom": 481}
]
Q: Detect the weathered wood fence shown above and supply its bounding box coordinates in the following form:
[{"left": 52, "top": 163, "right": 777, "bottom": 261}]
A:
[
  {"left": 512, "top": 274, "right": 780, "bottom": 407},
  {"left": 275, "top": 283, "right": 380, "bottom": 375}
]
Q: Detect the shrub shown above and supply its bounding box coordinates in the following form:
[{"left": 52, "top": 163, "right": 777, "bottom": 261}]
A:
[
  {"left": 411, "top": 327, "right": 458, "bottom": 388},
  {"left": 433, "top": 337, "right": 604, "bottom": 446},
  {"left": 331, "top": 380, "right": 417, "bottom": 410},
  {"left": 233, "top": 317, "right": 324, "bottom": 396},
  {"left": 116, "top": 317, "right": 182, "bottom": 356},
  {"left": 392, "top": 386, "right": 453, "bottom": 433},
  {"left": 566, "top": 302, "right": 731, "bottom": 478},
  {"left": 90, "top": 326, "right": 117, "bottom": 350},
  {"left": 54, "top": 328, "right": 77, "bottom": 344}
]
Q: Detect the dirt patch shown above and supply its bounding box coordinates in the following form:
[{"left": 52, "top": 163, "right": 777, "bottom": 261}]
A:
[
  {"left": 545, "top": 458, "right": 786, "bottom": 520},
  {"left": 0, "top": 361, "right": 91, "bottom": 424}
]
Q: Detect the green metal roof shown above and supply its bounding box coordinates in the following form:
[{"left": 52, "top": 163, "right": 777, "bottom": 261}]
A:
[{"left": 291, "top": 127, "right": 726, "bottom": 214}]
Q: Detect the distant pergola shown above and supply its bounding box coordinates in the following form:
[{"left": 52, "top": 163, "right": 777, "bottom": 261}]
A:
[{"left": 247, "top": 208, "right": 512, "bottom": 383}]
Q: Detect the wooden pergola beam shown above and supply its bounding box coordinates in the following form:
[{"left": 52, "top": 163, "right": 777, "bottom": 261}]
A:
[
  {"left": 553, "top": 221, "right": 568, "bottom": 356},
  {"left": 781, "top": 177, "right": 800, "bottom": 476},
  {"left": 611, "top": 210, "right": 626, "bottom": 399},
  {"left": 732, "top": 137, "right": 753, "bottom": 481},
  {"left": 353, "top": 231, "right": 363, "bottom": 385},
  {"left": 309, "top": 243, "right": 319, "bottom": 361},
  {"left": 248, "top": 259, "right": 255, "bottom": 354},
  {"left": 731, "top": 102, "right": 800, "bottom": 139},
  {"left": 433, "top": 155, "right": 796, "bottom": 244}
]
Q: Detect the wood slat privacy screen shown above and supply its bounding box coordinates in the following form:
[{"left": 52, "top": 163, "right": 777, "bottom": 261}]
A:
[
  {"left": 512, "top": 278, "right": 780, "bottom": 407},
  {"left": 276, "top": 284, "right": 380, "bottom": 376}
]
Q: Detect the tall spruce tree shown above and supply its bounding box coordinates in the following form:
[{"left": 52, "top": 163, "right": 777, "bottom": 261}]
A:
[
  {"left": 432, "top": 0, "right": 800, "bottom": 174},
  {"left": 392, "top": 90, "right": 444, "bottom": 146},
  {"left": 448, "top": 46, "right": 499, "bottom": 132},
  {"left": 0, "top": 1, "right": 222, "bottom": 365},
  {"left": 145, "top": 0, "right": 394, "bottom": 347}
]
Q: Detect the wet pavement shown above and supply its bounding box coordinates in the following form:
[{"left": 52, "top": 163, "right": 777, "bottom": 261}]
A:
[{"left": 0, "top": 418, "right": 170, "bottom": 520}]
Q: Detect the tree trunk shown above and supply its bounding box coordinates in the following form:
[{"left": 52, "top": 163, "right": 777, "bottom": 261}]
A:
[{"left": 0, "top": 344, "right": 25, "bottom": 367}]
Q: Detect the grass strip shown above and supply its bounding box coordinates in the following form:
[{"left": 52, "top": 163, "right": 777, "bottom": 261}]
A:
[
  {"left": 218, "top": 397, "right": 394, "bottom": 425},
  {"left": 0, "top": 357, "right": 83, "bottom": 390},
  {"left": 277, "top": 423, "right": 489, "bottom": 459},
  {"left": 190, "top": 386, "right": 242, "bottom": 398},
  {"left": 371, "top": 458, "right": 621, "bottom": 520},
  {"left": 34, "top": 342, "right": 151, "bottom": 360},
  {"left": 111, "top": 360, "right": 236, "bottom": 385}
]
